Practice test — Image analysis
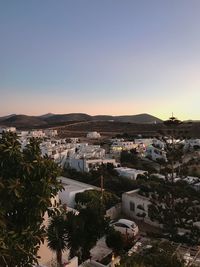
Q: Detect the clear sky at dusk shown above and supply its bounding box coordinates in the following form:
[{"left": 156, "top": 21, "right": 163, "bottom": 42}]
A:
[{"left": 0, "top": 0, "right": 200, "bottom": 120}]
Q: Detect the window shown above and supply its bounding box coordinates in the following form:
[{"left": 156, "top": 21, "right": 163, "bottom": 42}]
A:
[{"left": 130, "top": 201, "right": 135, "bottom": 212}]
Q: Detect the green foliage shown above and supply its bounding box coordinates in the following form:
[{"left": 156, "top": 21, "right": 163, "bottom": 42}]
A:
[
  {"left": 72, "top": 206, "right": 108, "bottom": 261},
  {"left": 0, "top": 132, "right": 62, "bottom": 266},
  {"left": 75, "top": 189, "right": 119, "bottom": 210},
  {"left": 120, "top": 241, "right": 185, "bottom": 267},
  {"left": 148, "top": 180, "right": 200, "bottom": 244},
  {"left": 48, "top": 205, "right": 109, "bottom": 263},
  {"left": 63, "top": 166, "right": 139, "bottom": 196},
  {"left": 47, "top": 215, "right": 68, "bottom": 266},
  {"left": 106, "top": 228, "right": 125, "bottom": 254},
  {"left": 120, "top": 150, "right": 138, "bottom": 164}
]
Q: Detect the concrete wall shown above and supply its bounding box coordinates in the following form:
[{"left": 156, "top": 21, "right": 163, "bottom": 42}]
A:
[
  {"left": 66, "top": 158, "right": 86, "bottom": 172},
  {"left": 122, "top": 190, "right": 159, "bottom": 227},
  {"left": 106, "top": 203, "right": 122, "bottom": 220},
  {"left": 37, "top": 196, "right": 63, "bottom": 266},
  {"left": 59, "top": 187, "right": 88, "bottom": 208}
]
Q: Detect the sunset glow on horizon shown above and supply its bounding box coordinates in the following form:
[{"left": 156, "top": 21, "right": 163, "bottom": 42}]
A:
[{"left": 1, "top": 0, "right": 200, "bottom": 121}]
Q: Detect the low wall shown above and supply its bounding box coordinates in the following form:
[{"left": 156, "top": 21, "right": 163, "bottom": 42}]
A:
[{"left": 106, "top": 203, "right": 122, "bottom": 220}]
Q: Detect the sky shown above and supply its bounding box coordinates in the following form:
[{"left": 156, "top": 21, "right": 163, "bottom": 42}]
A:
[{"left": 0, "top": 0, "right": 200, "bottom": 120}]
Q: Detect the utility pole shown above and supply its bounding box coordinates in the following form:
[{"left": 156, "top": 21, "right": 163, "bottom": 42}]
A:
[{"left": 100, "top": 175, "right": 104, "bottom": 204}]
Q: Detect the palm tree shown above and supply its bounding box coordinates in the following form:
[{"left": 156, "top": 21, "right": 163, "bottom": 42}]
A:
[
  {"left": 47, "top": 215, "right": 68, "bottom": 267},
  {"left": 64, "top": 211, "right": 82, "bottom": 259}
]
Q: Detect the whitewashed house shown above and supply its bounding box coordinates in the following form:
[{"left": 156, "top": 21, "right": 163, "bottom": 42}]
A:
[
  {"left": 58, "top": 176, "right": 100, "bottom": 208},
  {"left": 184, "top": 139, "right": 200, "bottom": 150},
  {"left": 145, "top": 145, "right": 167, "bottom": 162},
  {"left": 44, "top": 129, "right": 58, "bottom": 137},
  {"left": 111, "top": 140, "right": 137, "bottom": 153},
  {"left": 32, "top": 130, "right": 46, "bottom": 138},
  {"left": 122, "top": 189, "right": 159, "bottom": 227},
  {"left": 115, "top": 167, "right": 147, "bottom": 180},
  {"left": 0, "top": 126, "right": 16, "bottom": 133},
  {"left": 87, "top": 131, "right": 101, "bottom": 139},
  {"left": 134, "top": 138, "right": 153, "bottom": 147},
  {"left": 66, "top": 158, "right": 117, "bottom": 172},
  {"left": 152, "top": 139, "right": 165, "bottom": 149}
]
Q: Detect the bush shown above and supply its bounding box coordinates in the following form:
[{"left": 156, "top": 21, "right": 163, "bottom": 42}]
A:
[
  {"left": 75, "top": 190, "right": 120, "bottom": 210},
  {"left": 106, "top": 228, "right": 125, "bottom": 254}
]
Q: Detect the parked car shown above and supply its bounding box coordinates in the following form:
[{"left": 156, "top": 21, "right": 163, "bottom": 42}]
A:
[{"left": 111, "top": 219, "right": 139, "bottom": 237}]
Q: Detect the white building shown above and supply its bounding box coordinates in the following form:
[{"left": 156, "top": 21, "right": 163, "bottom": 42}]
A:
[
  {"left": 66, "top": 158, "right": 117, "bottom": 172},
  {"left": 193, "top": 182, "right": 200, "bottom": 191},
  {"left": 58, "top": 176, "right": 100, "bottom": 208},
  {"left": 122, "top": 189, "right": 159, "bottom": 227},
  {"left": 0, "top": 126, "right": 16, "bottom": 133},
  {"left": 73, "top": 144, "right": 105, "bottom": 159},
  {"left": 18, "top": 131, "right": 29, "bottom": 137},
  {"left": 39, "top": 140, "right": 116, "bottom": 171},
  {"left": 134, "top": 138, "right": 165, "bottom": 156},
  {"left": 69, "top": 138, "right": 79, "bottom": 143},
  {"left": 134, "top": 138, "right": 153, "bottom": 147},
  {"left": 87, "top": 131, "right": 101, "bottom": 139},
  {"left": 30, "top": 130, "right": 46, "bottom": 138},
  {"left": 40, "top": 140, "right": 71, "bottom": 158},
  {"left": 145, "top": 145, "right": 167, "bottom": 162},
  {"left": 183, "top": 176, "right": 200, "bottom": 185},
  {"left": 111, "top": 140, "right": 137, "bottom": 153},
  {"left": 152, "top": 139, "right": 165, "bottom": 150},
  {"left": 182, "top": 176, "right": 200, "bottom": 191},
  {"left": 115, "top": 167, "right": 147, "bottom": 180},
  {"left": 44, "top": 129, "right": 58, "bottom": 137},
  {"left": 184, "top": 139, "right": 200, "bottom": 150}
]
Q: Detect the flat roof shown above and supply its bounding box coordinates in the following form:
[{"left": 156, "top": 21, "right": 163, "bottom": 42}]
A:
[
  {"left": 115, "top": 167, "right": 146, "bottom": 173},
  {"left": 124, "top": 189, "right": 149, "bottom": 200},
  {"left": 58, "top": 176, "right": 100, "bottom": 191}
]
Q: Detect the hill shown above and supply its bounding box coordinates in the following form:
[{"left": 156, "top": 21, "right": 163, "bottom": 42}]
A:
[
  {"left": 0, "top": 114, "right": 16, "bottom": 121},
  {"left": 59, "top": 120, "right": 163, "bottom": 137},
  {"left": 0, "top": 113, "right": 162, "bottom": 128},
  {"left": 115, "top": 113, "right": 162, "bottom": 123},
  {"left": 45, "top": 113, "right": 92, "bottom": 124},
  {"left": 38, "top": 113, "right": 54, "bottom": 119},
  {"left": 0, "top": 115, "right": 47, "bottom": 127}
]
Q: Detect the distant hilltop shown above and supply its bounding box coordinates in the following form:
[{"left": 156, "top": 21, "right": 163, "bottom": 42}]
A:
[{"left": 0, "top": 113, "right": 162, "bottom": 128}]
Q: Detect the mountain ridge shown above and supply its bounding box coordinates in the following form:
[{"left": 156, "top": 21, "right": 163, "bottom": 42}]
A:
[{"left": 0, "top": 113, "right": 162, "bottom": 128}]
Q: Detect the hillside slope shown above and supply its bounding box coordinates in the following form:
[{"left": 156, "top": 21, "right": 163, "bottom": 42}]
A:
[{"left": 0, "top": 113, "right": 162, "bottom": 128}]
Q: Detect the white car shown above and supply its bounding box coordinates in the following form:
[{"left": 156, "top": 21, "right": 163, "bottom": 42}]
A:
[{"left": 111, "top": 219, "right": 139, "bottom": 237}]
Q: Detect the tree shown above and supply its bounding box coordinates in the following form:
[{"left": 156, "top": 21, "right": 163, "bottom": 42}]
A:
[
  {"left": 63, "top": 166, "right": 139, "bottom": 197},
  {"left": 120, "top": 151, "right": 138, "bottom": 165},
  {"left": 148, "top": 180, "right": 200, "bottom": 243},
  {"left": 120, "top": 241, "right": 185, "bottom": 267},
  {"left": 163, "top": 115, "right": 183, "bottom": 182},
  {"left": 106, "top": 228, "right": 125, "bottom": 255},
  {"left": 47, "top": 214, "right": 68, "bottom": 267},
  {"left": 75, "top": 189, "right": 119, "bottom": 210},
  {"left": 48, "top": 199, "right": 110, "bottom": 264},
  {"left": 77, "top": 206, "right": 108, "bottom": 261},
  {"left": 0, "top": 132, "right": 62, "bottom": 266},
  {"left": 164, "top": 140, "right": 184, "bottom": 181}
]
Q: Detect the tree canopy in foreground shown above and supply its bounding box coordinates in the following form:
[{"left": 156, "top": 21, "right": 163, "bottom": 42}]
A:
[{"left": 0, "top": 132, "right": 62, "bottom": 266}]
